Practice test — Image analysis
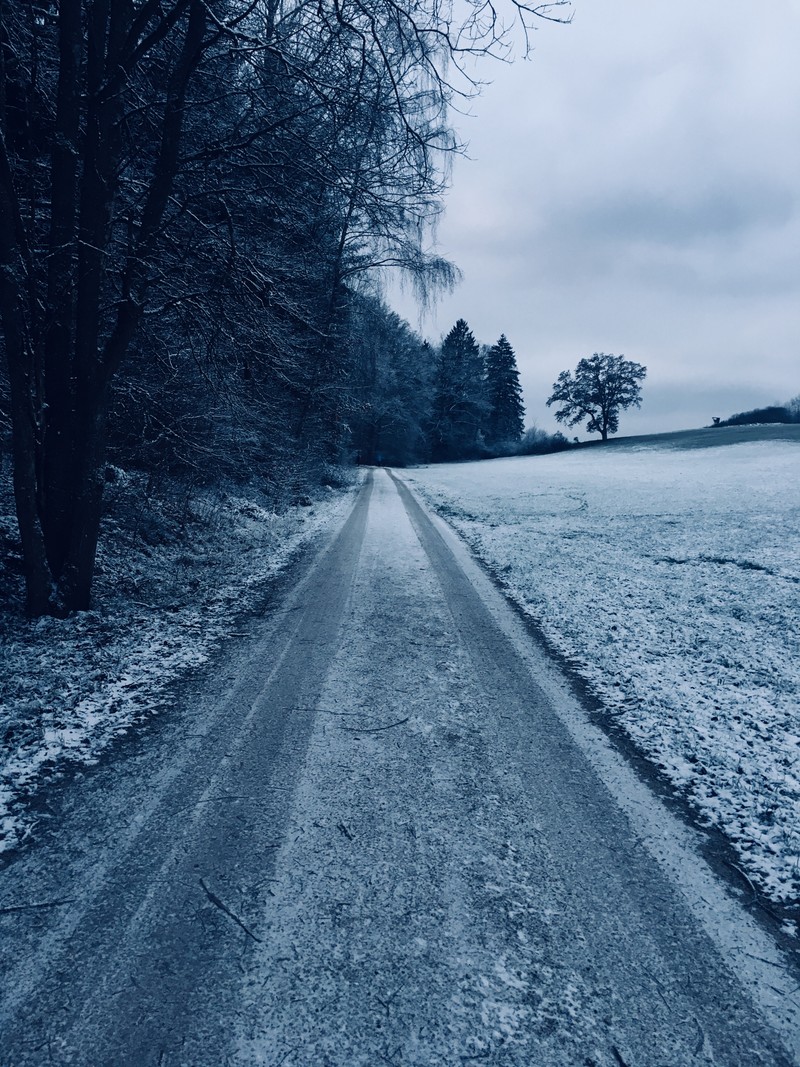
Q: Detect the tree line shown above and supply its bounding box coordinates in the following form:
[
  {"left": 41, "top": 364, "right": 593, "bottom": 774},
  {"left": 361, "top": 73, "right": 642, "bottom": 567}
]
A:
[
  {"left": 353, "top": 316, "right": 526, "bottom": 467},
  {"left": 0, "top": 0, "right": 569, "bottom": 616},
  {"left": 712, "top": 397, "right": 800, "bottom": 428}
]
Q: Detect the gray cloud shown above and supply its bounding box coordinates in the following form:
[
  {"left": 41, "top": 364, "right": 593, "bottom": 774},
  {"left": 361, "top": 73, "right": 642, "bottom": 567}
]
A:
[
  {"left": 390, "top": 1, "right": 800, "bottom": 436},
  {"left": 557, "top": 183, "right": 795, "bottom": 246}
]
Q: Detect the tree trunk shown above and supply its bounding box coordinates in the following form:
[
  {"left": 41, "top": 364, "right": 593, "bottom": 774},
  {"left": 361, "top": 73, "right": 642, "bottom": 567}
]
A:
[
  {"left": 0, "top": 64, "right": 52, "bottom": 612},
  {"left": 58, "top": 389, "right": 109, "bottom": 612},
  {"left": 42, "top": 0, "right": 82, "bottom": 579},
  {"left": 2, "top": 295, "right": 52, "bottom": 615},
  {"left": 0, "top": 0, "right": 208, "bottom": 615}
]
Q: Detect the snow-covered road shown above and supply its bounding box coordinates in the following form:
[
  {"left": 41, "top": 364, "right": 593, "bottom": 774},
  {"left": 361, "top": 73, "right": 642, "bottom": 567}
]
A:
[
  {"left": 0, "top": 469, "right": 797, "bottom": 1065},
  {"left": 404, "top": 437, "right": 800, "bottom": 908}
]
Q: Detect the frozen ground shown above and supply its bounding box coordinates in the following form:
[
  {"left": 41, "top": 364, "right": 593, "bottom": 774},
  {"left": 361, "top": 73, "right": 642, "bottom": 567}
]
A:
[
  {"left": 406, "top": 435, "right": 800, "bottom": 910},
  {"left": 2, "top": 468, "right": 796, "bottom": 1065},
  {"left": 0, "top": 469, "right": 356, "bottom": 855}
]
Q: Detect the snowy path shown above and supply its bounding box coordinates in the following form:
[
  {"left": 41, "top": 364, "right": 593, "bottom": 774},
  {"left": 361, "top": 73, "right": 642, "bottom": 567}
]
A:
[
  {"left": 0, "top": 469, "right": 798, "bottom": 1065},
  {"left": 404, "top": 441, "right": 800, "bottom": 906}
]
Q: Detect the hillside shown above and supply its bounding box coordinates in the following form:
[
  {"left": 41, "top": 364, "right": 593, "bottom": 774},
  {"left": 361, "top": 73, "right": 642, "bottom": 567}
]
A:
[{"left": 578, "top": 423, "right": 800, "bottom": 451}]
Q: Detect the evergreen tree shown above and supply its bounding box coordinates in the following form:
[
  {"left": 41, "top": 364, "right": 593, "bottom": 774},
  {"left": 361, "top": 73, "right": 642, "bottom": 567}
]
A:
[
  {"left": 430, "top": 320, "right": 486, "bottom": 461},
  {"left": 485, "top": 335, "right": 525, "bottom": 450},
  {"left": 348, "top": 297, "right": 434, "bottom": 467}
]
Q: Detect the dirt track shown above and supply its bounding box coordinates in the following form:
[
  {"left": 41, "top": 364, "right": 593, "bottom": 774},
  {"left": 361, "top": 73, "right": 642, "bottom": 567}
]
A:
[{"left": 0, "top": 469, "right": 797, "bottom": 1065}]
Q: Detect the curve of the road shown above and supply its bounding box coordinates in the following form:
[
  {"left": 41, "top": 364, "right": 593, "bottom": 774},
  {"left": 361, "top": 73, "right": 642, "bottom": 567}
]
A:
[{"left": 0, "top": 468, "right": 798, "bottom": 1066}]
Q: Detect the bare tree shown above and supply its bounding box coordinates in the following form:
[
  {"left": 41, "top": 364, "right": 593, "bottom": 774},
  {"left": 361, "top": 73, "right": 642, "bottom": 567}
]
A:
[
  {"left": 0, "top": 0, "right": 571, "bottom": 615},
  {"left": 547, "top": 353, "right": 646, "bottom": 441},
  {"left": 0, "top": 1, "right": 216, "bottom": 613}
]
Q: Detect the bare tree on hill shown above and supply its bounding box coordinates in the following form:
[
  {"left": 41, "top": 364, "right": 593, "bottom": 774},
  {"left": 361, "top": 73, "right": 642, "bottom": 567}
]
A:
[{"left": 547, "top": 353, "right": 646, "bottom": 442}]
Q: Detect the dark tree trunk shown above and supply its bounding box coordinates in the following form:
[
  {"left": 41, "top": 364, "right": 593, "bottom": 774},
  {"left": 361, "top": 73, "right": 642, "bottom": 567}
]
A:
[
  {"left": 0, "top": 32, "right": 51, "bottom": 613},
  {"left": 1, "top": 287, "right": 52, "bottom": 615},
  {"left": 0, "top": 0, "right": 208, "bottom": 614},
  {"left": 42, "top": 0, "right": 82, "bottom": 580}
]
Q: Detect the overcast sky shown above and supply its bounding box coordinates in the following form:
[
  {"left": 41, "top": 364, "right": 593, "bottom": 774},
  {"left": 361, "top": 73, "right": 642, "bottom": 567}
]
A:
[{"left": 390, "top": 1, "right": 800, "bottom": 437}]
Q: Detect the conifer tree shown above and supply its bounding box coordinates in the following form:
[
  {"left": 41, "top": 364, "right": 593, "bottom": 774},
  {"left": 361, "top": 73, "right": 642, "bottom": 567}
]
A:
[
  {"left": 485, "top": 335, "right": 525, "bottom": 450},
  {"left": 430, "top": 320, "right": 486, "bottom": 461}
]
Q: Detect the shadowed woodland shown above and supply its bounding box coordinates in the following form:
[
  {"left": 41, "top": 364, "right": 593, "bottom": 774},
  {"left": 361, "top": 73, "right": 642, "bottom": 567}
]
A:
[{"left": 0, "top": 0, "right": 569, "bottom": 616}]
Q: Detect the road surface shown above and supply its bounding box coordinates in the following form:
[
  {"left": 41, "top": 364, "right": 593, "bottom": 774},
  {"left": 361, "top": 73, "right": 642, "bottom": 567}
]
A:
[{"left": 0, "top": 469, "right": 798, "bottom": 1065}]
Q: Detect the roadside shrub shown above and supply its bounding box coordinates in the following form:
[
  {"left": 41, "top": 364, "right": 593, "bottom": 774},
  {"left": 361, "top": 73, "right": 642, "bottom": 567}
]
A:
[{"left": 516, "top": 427, "right": 573, "bottom": 456}]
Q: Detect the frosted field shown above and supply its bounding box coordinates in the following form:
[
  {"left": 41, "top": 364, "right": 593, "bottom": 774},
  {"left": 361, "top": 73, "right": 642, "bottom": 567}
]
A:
[{"left": 406, "top": 437, "right": 800, "bottom": 910}]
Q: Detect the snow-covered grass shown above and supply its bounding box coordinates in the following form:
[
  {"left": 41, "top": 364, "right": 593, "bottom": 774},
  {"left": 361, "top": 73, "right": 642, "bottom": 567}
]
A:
[
  {"left": 406, "top": 435, "right": 800, "bottom": 908},
  {"left": 0, "top": 469, "right": 356, "bottom": 855}
]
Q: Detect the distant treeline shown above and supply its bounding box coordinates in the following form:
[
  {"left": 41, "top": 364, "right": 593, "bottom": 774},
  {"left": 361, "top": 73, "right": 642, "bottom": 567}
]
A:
[{"left": 713, "top": 399, "right": 800, "bottom": 428}]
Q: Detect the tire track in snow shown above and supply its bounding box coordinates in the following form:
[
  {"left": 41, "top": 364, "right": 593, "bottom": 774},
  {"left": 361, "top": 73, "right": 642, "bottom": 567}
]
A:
[
  {"left": 0, "top": 476, "right": 374, "bottom": 1064},
  {"left": 231, "top": 469, "right": 797, "bottom": 1066},
  {"left": 0, "top": 468, "right": 797, "bottom": 1065}
]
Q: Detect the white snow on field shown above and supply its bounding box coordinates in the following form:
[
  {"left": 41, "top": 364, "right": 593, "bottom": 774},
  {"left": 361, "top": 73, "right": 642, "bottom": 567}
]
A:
[
  {"left": 406, "top": 440, "right": 800, "bottom": 907},
  {"left": 0, "top": 478, "right": 356, "bottom": 855}
]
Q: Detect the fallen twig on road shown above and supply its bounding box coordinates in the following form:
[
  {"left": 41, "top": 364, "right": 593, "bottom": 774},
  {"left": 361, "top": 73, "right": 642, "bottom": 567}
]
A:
[
  {"left": 0, "top": 898, "right": 73, "bottom": 915},
  {"left": 724, "top": 860, "right": 759, "bottom": 907},
  {"left": 341, "top": 717, "right": 410, "bottom": 733},
  {"left": 199, "top": 877, "right": 262, "bottom": 942}
]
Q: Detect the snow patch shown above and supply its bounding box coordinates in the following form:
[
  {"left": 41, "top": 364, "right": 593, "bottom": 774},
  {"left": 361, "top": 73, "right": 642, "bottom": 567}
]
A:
[
  {"left": 407, "top": 441, "right": 800, "bottom": 907},
  {"left": 0, "top": 474, "right": 358, "bottom": 854}
]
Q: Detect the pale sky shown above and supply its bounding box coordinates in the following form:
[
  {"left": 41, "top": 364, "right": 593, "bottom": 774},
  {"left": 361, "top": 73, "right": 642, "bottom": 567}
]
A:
[{"left": 390, "top": 1, "right": 800, "bottom": 437}]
